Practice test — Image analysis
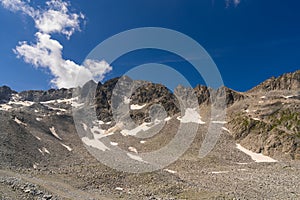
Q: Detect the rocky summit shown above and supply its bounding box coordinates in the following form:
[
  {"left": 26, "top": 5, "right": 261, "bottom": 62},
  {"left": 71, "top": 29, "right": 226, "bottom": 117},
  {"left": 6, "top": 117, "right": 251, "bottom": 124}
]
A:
[{"left": 0, "top": 70, "right": 299, "bottom": 199}]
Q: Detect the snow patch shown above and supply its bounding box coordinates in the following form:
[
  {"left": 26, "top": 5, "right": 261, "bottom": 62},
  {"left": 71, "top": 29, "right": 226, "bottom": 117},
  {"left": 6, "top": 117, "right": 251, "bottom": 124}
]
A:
[
  {"left": 164, "top": 169, "right": 177, "bottom": 174},
  {"left": 222, "top": 127, "right": 231, "bottom": 133},
  {"left": 14, "top": 117, "right": 27, "bottom": 126},
  {"left": 82, "top": 123, "right": 88, "bottom": 131},
  {"left": 121, "top": 122, "right": 154, "bottom": 136},
  {"left": 128, "top": 146, "right": 138, "bottom": 154},
  {"left": 49, "top": 127, "right": 62, "bottom": 140},
  {"left": 110, "top": 142, "right": 118, "bottom": 146},
  {"left": 123, "top": 96, "right": 131, "bottom": 104},
  {"left": 81, "top": 137, "right": 110, "bottom": 151},
  {"left": 211, "top": 120, "right": 227, "bottom": 124},
  {"left": 115, "top": 187, "right": 124, "bottom": 191},
  {"left": 130, "top": 104, "right": 146, "bottom": 110},
  {"left": 252, "top": 117, "right": 260, "bottom": 121},
  {"left": 211, "top": 171, "right": 229, "bottom": 174},
  {"left": 36, "top": 118, "right": 42, "bottom": 121},
  {"left": 42, "top": 147, "right": 50, "bottom": 154},
  {"left": 35, "top": 136, "right": 41, "bottom": 141},
  {"left": 127, "top": 153, "right": 147, "bottom": 163},
  {"left": 177, "top": 108, "right": 205, "bottom": 124},
  {"left": 0, "top": 104, "right": 12, "bottom": 111},
  {"left": 164, "top": 116, "right": 171, "bottom": 122},
  {"left": 140, "top": 140, "right": 146, "bottom": 144},
  {"left": 45, "top": 105, "right": 67, "bottom": 112},
  {"left": 282, "top": 95, "right": 295, "bottom": 99},
  {"left": 60, "top": 143, "right": 72, "bottom": 151},
  {"left": 8, "top": 101, "right": 34, "bottom": 107},
  {"left": 236, "top": 144, "right": 277, "bottom": 163}
]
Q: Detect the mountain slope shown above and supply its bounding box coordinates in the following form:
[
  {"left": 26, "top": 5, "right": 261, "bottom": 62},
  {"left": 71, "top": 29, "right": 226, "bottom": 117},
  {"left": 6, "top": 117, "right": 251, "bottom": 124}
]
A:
[{"left": 0, "top": 70, "right": 299, "bottom": 199}]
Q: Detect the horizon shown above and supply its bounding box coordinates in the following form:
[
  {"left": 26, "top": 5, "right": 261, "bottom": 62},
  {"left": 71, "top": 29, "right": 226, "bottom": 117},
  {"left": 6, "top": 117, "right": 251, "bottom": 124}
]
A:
[
  {"left": 1, "top": 68, "right": 299, "bottom": 93},
  {"left": 0, "top": 1, "right": 299, "bottom": 92}
]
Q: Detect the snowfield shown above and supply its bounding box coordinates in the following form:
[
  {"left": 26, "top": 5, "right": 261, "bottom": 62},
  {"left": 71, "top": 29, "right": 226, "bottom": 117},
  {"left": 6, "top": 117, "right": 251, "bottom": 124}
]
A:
[{"left": 236, "top": 144, "right": 277, "bottom": 163}]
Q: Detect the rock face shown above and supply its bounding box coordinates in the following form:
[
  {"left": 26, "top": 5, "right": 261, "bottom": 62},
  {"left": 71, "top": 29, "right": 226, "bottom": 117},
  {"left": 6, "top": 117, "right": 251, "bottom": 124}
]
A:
[
  {"left": 19, "top": 88, "right": 73, "bottom": 102},
  {"left": 249, "top": 70, "right": 300, "bottom": 92},
  {"left": 0, "top": 86, "right": 16, "bottom": 103},
  {"left": 0, "top": 69, "right": 299, "bottom": 166},
  {"left": 0, "top": 70, "right": 299, "bottom": 199},
  {"left": 227, "top": 70, "right": 300, "bottom": 160}
]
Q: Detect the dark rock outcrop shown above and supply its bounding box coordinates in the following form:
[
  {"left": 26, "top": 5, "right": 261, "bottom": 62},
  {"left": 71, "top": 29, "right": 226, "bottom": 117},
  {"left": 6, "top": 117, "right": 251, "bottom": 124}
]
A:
[
  {"left": 0, "top": 86, "right": 16, "bottom": 103},
  {"left": 19, "top": 88, "right": 73, "bottom": 102},
  {"left": 249, "top": 70, "right": 300, "bottom": 92}
]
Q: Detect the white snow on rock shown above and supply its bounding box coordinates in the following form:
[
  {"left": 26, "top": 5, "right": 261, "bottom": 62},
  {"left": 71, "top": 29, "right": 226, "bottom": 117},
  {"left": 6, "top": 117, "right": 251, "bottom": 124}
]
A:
[
  {"left": 252, "top": 117, "right": 260, "bottom": 121},
  {"left": 38, "top": 148, "right": 43, "bottom": 154},
  {"left": 211, "top": 171, "right": 229, "bottom": 174},
  {"left": 35, "top": 136, "right": 41, "bottom": 141},
  {"left": 260, "top": 96, "right": 266, "bottom": 99},
  {"left": 236, "top": 162, "right": 249, "bottom": 165},
  {"left": 34, "top": 109, "right": 39, "bottom": 113},
  {"left": 176, "top": 108, "right": 205, "bottom": 124},
  {"left": 120, "top": 122, "right": 152, "bottom": 136},
  {"left": 164, "top": 169, "right": 177, "bottom": 174},
  {"left": 164, "top": 116, "right": 171, "bottom": 122},
  {"left": 81, "top": 124, "right": 112, "bottom": 151},
  {"left": 45, "top": 105, "right": 67, "bottom": 112},
  {"left": 236, "top": 144, "right": 277, "bottom": 163},
  {"left": 222, "top": 127, "right": 231, "bottom": 133},
  {"left": 211, "top": 120, "right": 227, "bottom": 124},
  {"left": 123, "top": 96, "right": 131, "bottom": 104},
  {"left": 128, "top": 146, "right": 138, "bottom": 154},
  {"left": 130, "top": 104, "right": 146, "bottom": 110},
  {"left": 14, "top": 117, "right": 27, "bottom": 126},
  {"left": 49, "top": 127, "right": 62, "bottom": 140},
  {"left": 140, "top": 140, "right": 146, "bottom": 144},
  {"left": 8, "top": 101, "right": 34, "bottom": 107},
  {"left": 82, "top": 123, "right": 88, "bottom": 131},
  {"left": 60, "top": 143, "right": 72, "bottom": 151},
  {"left": 36, "top": 118, "right": 42, "bottom": 121},
  {"left": 110, "top": 142, "right": 118, "bottom": 146},
  {"left": 81, "top": 137, "right": 110, "bottom": 151},
  {"left": 0, "top": 104, "right": 12, "bottom": 111},
  {"left": 42, "top": 147, "right": 50, "bottom": 154},
  {"left": 282, "top": 95, "right": 296, "bottom": 99},
  {"left": 115, "top": 187, "right": 124, "bottom": 191},
  {"left": 93, "top": 120, "right": 104, "bottom": 125},
  {"left": 127, "top": 153, "right": 147, "bottom": 163}
]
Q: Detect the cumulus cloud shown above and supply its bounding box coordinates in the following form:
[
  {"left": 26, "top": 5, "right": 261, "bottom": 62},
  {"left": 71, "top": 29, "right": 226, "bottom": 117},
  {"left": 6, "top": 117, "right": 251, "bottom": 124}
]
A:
[
  {"left": 225, "top": 0, "right": 241, "bottom": 7},
  {"left": 0, "top": 0, "right": 112, "bottom": 88}
]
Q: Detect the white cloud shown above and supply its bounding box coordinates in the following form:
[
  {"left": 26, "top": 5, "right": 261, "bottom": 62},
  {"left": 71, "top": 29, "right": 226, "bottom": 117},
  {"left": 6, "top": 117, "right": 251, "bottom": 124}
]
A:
[
  {"left": 1, "top": 0, "right": 84, "bottom": 38},
  {"left": 14, "top": 32, "right": 111, "bottom": 88},
  {"left": 225, "top": 0, "right": 241, "bottom": 7},
  {"left": 0, "top": 0, "right": 35, "bottom": 17},
  {"left": 35, "top": 0, "right": 84, "bottom": 38},
  {"left": 0, "top": 0, "right": 112, "bottom": 88}
]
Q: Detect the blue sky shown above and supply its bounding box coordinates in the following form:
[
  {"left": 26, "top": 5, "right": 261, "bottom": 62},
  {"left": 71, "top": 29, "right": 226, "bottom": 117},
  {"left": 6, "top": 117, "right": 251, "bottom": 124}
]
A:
[{"left": 0, "top": 0, "right": 299, "bottom": 92}]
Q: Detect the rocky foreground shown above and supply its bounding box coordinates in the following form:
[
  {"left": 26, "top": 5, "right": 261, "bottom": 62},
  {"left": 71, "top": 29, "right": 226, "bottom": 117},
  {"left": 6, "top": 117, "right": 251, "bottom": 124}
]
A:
[{"left": 0, "top": 70, "right": 299, "bottom": 199}]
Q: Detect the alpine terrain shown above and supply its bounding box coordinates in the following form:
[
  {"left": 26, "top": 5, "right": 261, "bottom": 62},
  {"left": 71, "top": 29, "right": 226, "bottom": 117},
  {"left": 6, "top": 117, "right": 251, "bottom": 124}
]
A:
[{"left": 0, "top": 70, "right": 299, "bottom": 200}]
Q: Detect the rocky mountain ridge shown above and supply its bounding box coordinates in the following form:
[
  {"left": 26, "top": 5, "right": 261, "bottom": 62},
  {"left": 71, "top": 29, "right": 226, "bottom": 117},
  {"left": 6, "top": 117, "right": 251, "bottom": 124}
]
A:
[{"left": 0, "top": 70, "right": 299, "bottom": 199}]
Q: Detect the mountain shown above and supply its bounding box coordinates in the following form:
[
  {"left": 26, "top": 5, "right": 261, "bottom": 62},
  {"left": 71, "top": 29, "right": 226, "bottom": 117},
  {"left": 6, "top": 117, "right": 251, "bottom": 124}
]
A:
[{"left": 0, "top": 70, "right": 299, "bottom": 199}]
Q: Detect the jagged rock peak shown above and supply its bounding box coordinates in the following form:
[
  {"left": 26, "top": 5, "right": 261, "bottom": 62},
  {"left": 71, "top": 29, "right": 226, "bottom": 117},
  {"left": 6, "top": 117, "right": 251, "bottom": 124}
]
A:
[
  {"left": 0, "top": 86, "right": 17, "bottom": 103},
  {"left": 248, "top": 70, "right": 300, "bottom": 92},
  {"left": 19, "top": 88, "right": 74, "bottom": 102}
]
